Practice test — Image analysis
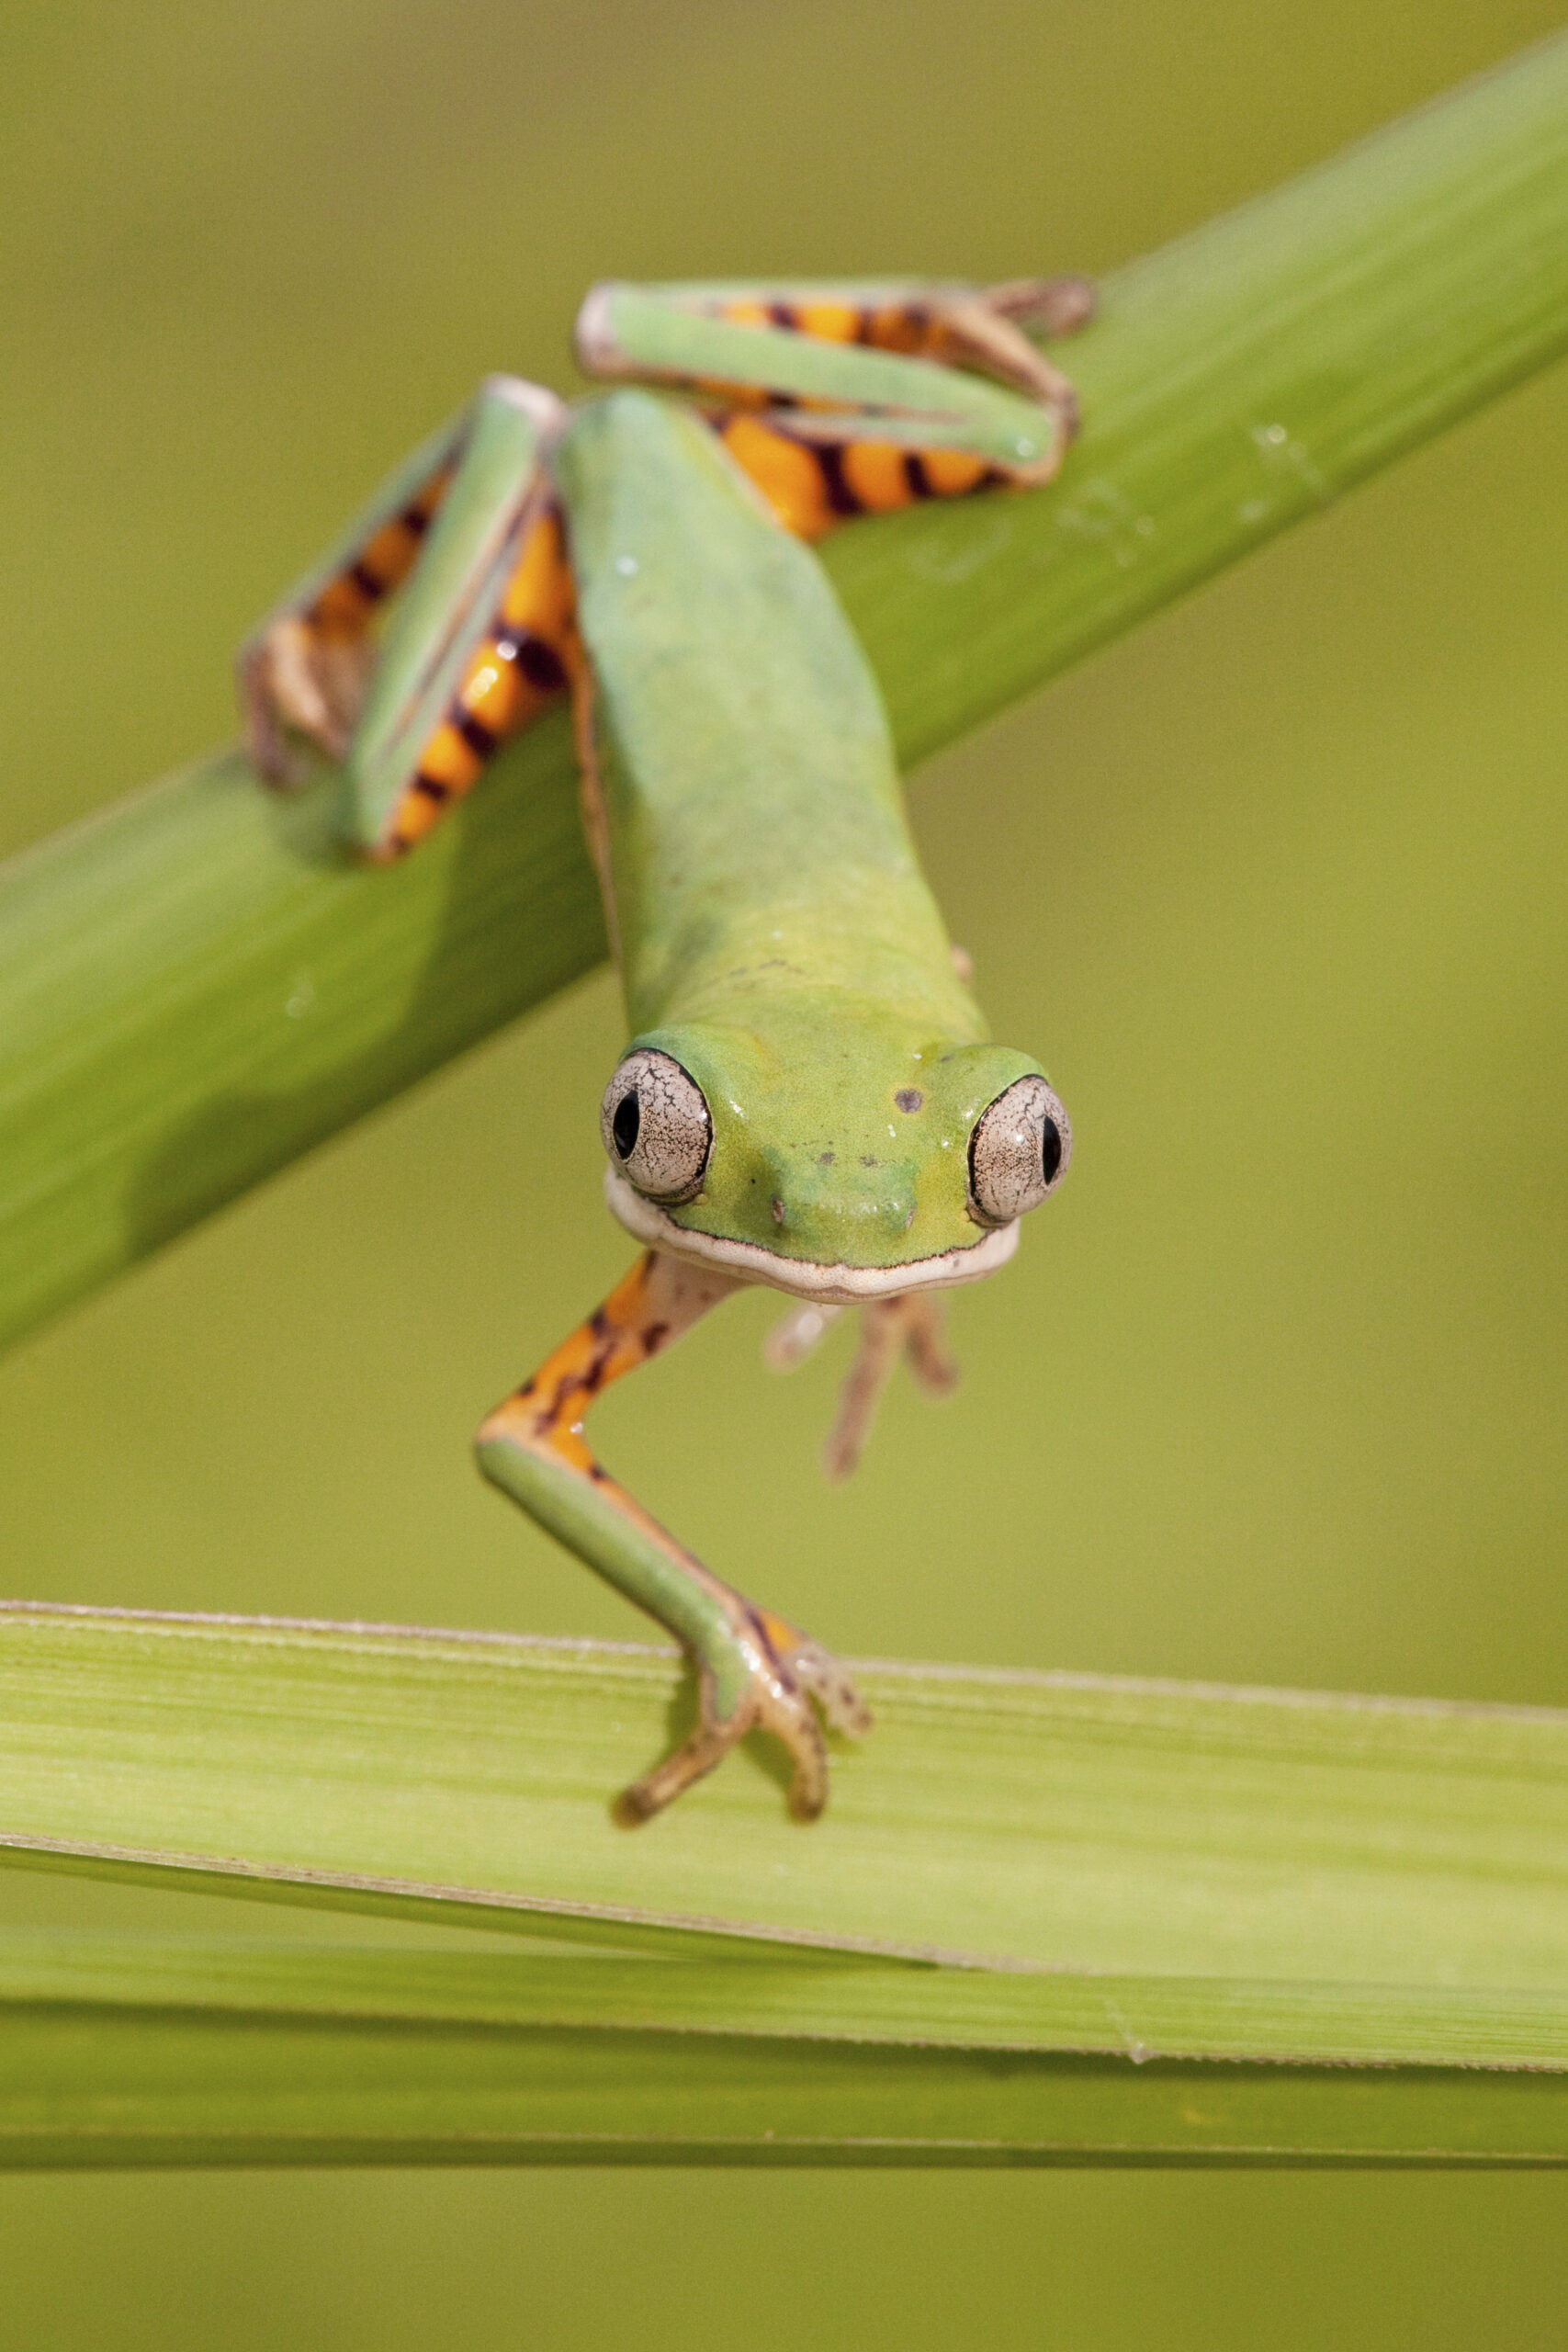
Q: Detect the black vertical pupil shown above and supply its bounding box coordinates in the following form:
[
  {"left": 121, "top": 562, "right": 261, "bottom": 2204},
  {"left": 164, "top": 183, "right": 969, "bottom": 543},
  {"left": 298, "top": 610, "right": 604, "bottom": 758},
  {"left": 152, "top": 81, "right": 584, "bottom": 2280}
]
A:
[
  {"left": 613, "top": 1091, "right": 641, "bottom": 1159},
  {"left": 1041, "top": 1118, "right": 1063, "bottom": 1186}
]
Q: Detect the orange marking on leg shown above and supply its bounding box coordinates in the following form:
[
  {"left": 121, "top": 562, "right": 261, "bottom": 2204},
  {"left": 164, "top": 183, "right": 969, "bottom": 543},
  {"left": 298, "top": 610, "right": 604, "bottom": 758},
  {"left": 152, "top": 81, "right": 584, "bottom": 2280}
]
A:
[
  {"left": 358, "top": 514, "right": 423, "bottom": 588},
  {"left": 865, "top": 303, "right": 928, "bottom": 354},
  {"left": 417, "top": 723, "right": 484, "bottom": 794},
  {"left": 379, "top": 504, "right": 578, "bottom": 858},
  {"left": 795, "top": 299, "right": 859, "bottom": 343},
  {"left": 309, "top": 574, "right": 377, "bottom": 631},
  {"left": 386, "top": 790, "right": 445, "bottom": 855},
  {"left": 913, "top": 447, "right": 988, "bottom": 496},
  {"left": 719, "top": 416, "right": 836, "bottom": 538},
  {"left": 498, "top": 506, "right": 581, "bottom": 682},
  {"left": 409, "top": 467, "right": 452, "bottom": 521},
  {"left": 717, "top": 298, "right": 771, "bottom": 328},
  {"left": 457, "top": 639, "right": 528, "bottom": 736},
  {"left": 482, "top": 1254, "right": 739, "bottom": 1479},
  {"left": 840, "top": 440, "right": 916, "bottom": 514}
]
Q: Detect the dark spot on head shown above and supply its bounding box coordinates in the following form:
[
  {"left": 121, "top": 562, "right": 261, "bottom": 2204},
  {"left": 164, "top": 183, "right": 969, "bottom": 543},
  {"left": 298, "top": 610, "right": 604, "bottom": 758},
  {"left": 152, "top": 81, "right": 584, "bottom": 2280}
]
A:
[
  {"left": 818, "top": 1150, "right": 835, "bottom": 1165},
  {"left": 895, "top": 1089, "right": 923, "bottom": 1114},
  {"left": 611, "top": 1091, "right": 639, "bottom": 1159},
  {"left": 860, "top": 1155, "right": 879, "bottom": 1169}
]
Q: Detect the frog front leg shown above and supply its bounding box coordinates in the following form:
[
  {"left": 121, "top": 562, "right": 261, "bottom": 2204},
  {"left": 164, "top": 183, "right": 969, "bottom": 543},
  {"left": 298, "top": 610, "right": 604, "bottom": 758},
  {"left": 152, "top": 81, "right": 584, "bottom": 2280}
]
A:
[{"left": 476, "top": 1250, "right": 872, "bottom": 1824}]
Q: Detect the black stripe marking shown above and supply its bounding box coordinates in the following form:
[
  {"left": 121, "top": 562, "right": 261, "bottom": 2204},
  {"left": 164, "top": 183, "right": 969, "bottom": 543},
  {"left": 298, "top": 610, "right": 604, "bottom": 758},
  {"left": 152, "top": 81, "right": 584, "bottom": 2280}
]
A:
[
  {"left": 513, "top": 633, "right": 568, "bottom": 693},
  {"left": 813, "top": 442, "right": 863, "bottom": 518},
  {"left": 348, "top": 559, "right": 388, "bottom": 602},
  {"left": 768, "top": 301, "right": 795, "bottom": 330},
  {"left": 455, "top": 710, "right": 498, "bottom": 761},
  {"left": 412, "top": 774, "right": 449, "bottom": 803},
  {"left": 400, "top": 499, "right": 434, "bottom": 537},
  {"left": 904, "top": 453, "right": 935, "bottom": 500}
]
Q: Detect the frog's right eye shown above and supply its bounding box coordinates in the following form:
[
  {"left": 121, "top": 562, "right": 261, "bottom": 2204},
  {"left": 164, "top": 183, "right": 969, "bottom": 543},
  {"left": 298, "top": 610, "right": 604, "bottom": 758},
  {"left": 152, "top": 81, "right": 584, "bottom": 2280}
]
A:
[{"left": 601, "top": 1050, "right": 712, "bottom": 1204}]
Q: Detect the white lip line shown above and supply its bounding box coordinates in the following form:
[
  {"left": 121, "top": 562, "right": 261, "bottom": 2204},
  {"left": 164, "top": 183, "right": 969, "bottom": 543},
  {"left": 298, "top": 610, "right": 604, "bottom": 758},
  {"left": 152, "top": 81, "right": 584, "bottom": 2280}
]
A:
[{"left": 604, "top": 1168, "right": 1019, "bottom": 1301}]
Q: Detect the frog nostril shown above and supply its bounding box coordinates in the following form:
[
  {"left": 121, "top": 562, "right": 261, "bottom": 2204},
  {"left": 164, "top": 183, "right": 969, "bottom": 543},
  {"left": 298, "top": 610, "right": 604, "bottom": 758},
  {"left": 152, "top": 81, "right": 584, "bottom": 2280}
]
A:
[
  {"left": 894, "top": 1089, "right": 923, "bottom": 1114},
  {"left": 771, "top": 1196, "right": 785, "bottom": 1225}
]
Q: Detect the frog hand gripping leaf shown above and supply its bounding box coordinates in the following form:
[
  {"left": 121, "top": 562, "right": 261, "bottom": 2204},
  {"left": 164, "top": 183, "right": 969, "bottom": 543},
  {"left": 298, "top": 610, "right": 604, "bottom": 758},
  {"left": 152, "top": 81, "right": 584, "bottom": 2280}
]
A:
[{"left": 239, "top": 276, "right": 1089, "bottom": 1823}]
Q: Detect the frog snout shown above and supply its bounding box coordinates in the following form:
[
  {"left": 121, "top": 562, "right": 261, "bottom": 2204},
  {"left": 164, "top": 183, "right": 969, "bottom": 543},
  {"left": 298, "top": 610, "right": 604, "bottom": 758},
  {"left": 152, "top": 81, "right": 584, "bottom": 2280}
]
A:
[{"left": 768, "top": 1163, "right": 918, "bottom": 1253}]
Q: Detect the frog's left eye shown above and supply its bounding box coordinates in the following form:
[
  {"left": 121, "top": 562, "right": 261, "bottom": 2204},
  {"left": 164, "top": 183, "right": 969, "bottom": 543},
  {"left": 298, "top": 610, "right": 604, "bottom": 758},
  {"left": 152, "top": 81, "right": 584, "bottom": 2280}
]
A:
[
  {"left": 601, "top": 1049, "right": 712, "bottom": 1203},
  {"left": 968, "top": 1074, "right": 1071, "bottom": 1226}
]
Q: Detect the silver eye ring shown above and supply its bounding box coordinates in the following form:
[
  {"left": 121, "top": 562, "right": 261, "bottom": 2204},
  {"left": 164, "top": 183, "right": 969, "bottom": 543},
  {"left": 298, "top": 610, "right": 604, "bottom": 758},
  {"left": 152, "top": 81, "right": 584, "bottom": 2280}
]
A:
[
  {"left": 968, "top": 1074, "right": 1070, "bottom": 1226},
  {"left": 600, "top": 1049, "right": 711, "bottom": 1204}
]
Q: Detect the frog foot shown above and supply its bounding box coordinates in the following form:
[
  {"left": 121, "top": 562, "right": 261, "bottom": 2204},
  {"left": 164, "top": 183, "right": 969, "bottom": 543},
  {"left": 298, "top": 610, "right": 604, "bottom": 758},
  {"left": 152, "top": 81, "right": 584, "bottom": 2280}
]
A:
[
  {"left": 239, "top": 617, "right": 375, "bottom": 785},
  {"left": 615, "top": 1606, "right": 872, "bottom": 1826}
]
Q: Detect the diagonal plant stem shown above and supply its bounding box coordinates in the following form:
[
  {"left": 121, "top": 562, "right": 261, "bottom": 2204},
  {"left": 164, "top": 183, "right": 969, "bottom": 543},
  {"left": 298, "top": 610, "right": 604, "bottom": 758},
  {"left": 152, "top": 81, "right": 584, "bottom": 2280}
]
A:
[{"left": 1, "top": 34, "right": 1566, "bottom": 1350}]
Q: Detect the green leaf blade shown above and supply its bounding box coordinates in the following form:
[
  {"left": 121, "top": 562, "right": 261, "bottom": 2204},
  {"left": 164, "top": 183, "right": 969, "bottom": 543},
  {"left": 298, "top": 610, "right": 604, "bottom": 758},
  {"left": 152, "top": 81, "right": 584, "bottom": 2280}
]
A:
[
  {"left": 5, "top": 1939, "right": 1568, "bottom": 2168},
  {"left": 5, "top": 1604, "right": 1568, "bottom": 1988}
]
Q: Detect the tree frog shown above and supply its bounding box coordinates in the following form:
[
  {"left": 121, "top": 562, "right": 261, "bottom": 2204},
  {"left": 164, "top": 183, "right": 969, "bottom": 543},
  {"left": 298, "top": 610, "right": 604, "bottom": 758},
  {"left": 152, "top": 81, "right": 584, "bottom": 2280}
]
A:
[{"left": 239, "top": 276, "right": 1089, "bottom": 1823}]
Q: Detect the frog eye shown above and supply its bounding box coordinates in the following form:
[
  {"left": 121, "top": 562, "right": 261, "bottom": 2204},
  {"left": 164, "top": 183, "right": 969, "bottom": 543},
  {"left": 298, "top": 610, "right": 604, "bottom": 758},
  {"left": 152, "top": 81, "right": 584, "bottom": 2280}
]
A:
[
  {"left": 601, "top": 1049, "right": 712, "bottom": 1204},
  {"left": 967, "top": 1074, "right": 1071, "bottom": 1226}
]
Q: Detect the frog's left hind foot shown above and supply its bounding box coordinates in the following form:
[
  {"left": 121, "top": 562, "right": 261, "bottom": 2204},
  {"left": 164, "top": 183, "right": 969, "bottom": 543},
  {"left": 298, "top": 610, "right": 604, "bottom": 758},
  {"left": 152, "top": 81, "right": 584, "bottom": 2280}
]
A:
[{"left": 615, "top": 1601, "right": 872, "bottom": 1827}]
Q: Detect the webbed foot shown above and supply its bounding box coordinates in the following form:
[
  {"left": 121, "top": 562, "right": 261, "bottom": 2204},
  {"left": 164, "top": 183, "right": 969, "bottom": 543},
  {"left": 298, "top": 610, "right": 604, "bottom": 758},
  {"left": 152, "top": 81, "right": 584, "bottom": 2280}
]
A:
[
  {"left": 616, "top": 1604, "right": 871, "bottom": 1826},
  {"left": 239, "top": 617, "right": 374, "bottom": 785}
]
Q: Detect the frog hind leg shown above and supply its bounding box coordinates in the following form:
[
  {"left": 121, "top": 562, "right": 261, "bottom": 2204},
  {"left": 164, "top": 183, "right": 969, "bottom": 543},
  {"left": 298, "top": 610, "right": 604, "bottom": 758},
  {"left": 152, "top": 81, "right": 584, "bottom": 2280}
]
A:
[
  {"left": 574, "top": 280, "right": 1082, "bottom": 523},
  {"left": 476, "top": 1250, "right": 871, "bottom": 1825},
  {"left": 582, "top": 279, "right": 1083, "bottom": 539},
  {"left": 690, "top": 275, "right": 1095, "bottom": 413},
  {"left": 237, "top": 409, "right": 469, "bottom": 785},
  {"left": 363, "top": 481, "right": 579, "bottom": 861},
  {"left": 337, "top": 377, "right": 572, "bottom": 857},
  {"left": 237, "top": 376, "right": 573, "bottom": 857}
]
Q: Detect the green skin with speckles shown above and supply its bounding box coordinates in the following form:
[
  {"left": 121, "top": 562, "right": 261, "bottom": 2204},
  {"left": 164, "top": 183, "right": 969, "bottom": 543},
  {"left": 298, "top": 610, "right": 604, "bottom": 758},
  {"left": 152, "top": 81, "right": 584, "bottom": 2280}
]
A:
[{"left": 558, "top": 391, "right": 1046, "bottom": 1277}]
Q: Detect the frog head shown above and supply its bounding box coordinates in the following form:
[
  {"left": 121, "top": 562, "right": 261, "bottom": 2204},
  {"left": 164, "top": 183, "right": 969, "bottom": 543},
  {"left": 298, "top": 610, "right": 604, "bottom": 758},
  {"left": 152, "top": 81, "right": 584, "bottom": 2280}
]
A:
[{"left": 599, "top": 1003, "right": 1070, "bottom": 1302}]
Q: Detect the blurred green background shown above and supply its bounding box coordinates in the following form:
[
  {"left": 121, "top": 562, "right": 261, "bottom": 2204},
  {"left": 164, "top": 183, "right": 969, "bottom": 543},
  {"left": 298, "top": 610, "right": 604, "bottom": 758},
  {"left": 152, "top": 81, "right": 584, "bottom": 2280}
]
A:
[{"left": 4, "top": 0, "right": 1568, "bottom": 2342}]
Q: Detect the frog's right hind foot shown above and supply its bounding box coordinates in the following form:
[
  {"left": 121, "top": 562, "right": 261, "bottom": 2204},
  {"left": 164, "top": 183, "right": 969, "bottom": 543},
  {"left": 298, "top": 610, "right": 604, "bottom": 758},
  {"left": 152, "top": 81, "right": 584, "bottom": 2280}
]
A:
[{"left": 239, "top": 616, "right": 376, "bottom": 785}]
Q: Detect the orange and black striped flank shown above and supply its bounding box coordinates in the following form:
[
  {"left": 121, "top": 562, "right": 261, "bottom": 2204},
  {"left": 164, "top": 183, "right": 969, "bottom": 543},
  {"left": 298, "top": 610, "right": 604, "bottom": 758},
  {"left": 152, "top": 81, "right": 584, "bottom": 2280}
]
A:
[
  {"left": 307, "top": 469, "right": 451, "bottom": 636},
  {"left": 381, "top": 503, "right": 580, "bottom": 856},
  {"left": 713, "top": 413, "right": 998, "bottom": 542}
]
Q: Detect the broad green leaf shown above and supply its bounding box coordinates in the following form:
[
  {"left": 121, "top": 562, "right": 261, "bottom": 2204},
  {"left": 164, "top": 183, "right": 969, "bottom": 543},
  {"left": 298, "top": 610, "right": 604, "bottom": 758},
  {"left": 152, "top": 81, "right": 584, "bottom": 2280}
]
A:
[
  {"left": 5, "top": 1604, "right": 1567, "bottom": 1988},
  {"left": 3, "top": 32, "right": 1567, "bottom": 1347}
]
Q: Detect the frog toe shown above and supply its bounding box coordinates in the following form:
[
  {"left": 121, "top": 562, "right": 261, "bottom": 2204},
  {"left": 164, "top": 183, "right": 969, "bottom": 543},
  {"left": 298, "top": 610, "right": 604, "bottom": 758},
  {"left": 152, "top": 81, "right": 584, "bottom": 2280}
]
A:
[{"left": 769, "top": 1623, "right": 873, "bottom": 1741}]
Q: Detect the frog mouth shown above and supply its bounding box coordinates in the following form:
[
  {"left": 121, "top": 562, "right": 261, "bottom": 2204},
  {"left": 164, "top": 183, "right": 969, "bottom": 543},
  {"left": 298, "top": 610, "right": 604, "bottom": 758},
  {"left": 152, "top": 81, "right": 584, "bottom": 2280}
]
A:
[{"left": 604, "top": 1168, "right": 1019, "bottom": 1302}]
